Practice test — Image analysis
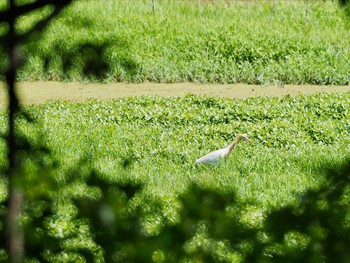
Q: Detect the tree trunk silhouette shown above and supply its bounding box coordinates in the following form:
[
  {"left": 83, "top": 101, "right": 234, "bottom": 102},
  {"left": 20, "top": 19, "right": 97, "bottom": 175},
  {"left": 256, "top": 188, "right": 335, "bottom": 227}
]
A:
[{"left": 1, "top": 1, "right": 72, "bottom": 262}]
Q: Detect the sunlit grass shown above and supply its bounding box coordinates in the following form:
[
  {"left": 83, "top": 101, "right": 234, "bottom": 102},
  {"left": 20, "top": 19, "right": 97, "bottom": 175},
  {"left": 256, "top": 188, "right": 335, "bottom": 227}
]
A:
[
  {"left": 9, "top": 0, "right": 350, "bottom": 84},
  {"left": 0, "top": 92, "right": 349, "bottom": 260},
  {"left": 10, "top": 92, "right": 348, "bottom": 208}
]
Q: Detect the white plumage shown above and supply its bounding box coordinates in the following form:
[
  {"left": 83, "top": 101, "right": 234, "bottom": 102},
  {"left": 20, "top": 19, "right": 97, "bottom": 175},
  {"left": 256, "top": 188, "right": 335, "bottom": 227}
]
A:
[{"left": 195, "top": 134, "right": 251, "bottom": 165}]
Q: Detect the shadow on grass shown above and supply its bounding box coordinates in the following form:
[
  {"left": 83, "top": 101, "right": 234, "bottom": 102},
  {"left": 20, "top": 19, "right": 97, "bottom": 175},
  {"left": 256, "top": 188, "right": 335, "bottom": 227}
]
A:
[
  {"left": 0, "top": 109, "right": 349, "bottom": 262},
  {"left": 72, "top": 158, "right": 350, "bottom": 262}
]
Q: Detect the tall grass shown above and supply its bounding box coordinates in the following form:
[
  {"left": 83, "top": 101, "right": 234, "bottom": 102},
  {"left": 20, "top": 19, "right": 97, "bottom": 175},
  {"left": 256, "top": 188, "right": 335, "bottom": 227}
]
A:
[{"left": 6, "top": 0, "right": 350, "bottom": 84}]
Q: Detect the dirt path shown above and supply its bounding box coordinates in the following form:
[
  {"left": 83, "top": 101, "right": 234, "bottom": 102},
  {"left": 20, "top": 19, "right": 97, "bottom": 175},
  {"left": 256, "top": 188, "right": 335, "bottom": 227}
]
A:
[{"left": 1, "top": 81, "right": 350, "bottom": 105}]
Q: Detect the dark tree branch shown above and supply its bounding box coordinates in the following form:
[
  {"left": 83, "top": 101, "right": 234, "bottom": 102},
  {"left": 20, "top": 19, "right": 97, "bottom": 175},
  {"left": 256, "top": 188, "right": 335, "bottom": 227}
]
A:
[
  {"left": 18, "top": 0, "right": 72, "bottom": 43},
  {"left": 4, "top": 1, "right": 22, "bottom": 261},
  {"left": 0, "top": 0, "right": 71, "bottom": 23},
  {"left": 1, "top": 1, "right": 72, "bottom": 262},
  {"left": 0, "top": 0, "right": 72, "bottom": 45}
]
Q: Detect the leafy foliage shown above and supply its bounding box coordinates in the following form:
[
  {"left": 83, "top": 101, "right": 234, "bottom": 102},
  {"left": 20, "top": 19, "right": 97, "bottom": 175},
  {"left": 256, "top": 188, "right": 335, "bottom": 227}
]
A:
[{"left": 262, "top": 161, "right": 350, "bottom": 263}]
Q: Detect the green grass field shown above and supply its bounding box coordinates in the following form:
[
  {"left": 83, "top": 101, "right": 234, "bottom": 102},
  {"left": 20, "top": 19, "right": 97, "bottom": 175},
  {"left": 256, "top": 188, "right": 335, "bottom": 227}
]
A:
[
  {"left": 1, "top": 0, "right": 350, "bottom": 84},
  {"left": 1, "top": 0, "right": 350, "bottom": 261},
  {"left": 1, "top": 92, "right": 349, "bottom": 261},
  {"left": 30, "top": 92, "right": 350, "bottom": 200}
]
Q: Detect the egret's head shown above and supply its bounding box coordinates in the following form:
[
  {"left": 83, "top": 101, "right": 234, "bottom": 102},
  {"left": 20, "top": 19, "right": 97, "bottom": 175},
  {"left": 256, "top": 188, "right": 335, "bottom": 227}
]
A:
[{"left": 239, "top": 133, "right": 251, "bottom": 143}]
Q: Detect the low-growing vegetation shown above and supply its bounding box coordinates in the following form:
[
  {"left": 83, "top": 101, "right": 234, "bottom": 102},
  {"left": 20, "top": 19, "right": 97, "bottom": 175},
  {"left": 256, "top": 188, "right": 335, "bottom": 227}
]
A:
[
  {"left": 1, "top": 0, "right": 350, "bottom": 84},
  {"left": 0, "top": 92, "right": 349, "bottom": 261}
]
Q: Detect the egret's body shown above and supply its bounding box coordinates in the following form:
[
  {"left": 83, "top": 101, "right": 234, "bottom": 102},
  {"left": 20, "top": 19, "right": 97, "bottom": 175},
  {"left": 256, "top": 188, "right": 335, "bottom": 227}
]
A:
[{"left": 195, "top": 134, "right": 251, "bottom": 165}]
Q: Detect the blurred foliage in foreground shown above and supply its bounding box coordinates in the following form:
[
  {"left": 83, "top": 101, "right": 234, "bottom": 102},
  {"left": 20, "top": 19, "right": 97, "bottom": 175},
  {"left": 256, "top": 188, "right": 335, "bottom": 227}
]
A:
[{"left": 1, "top": 151, "right": 349, "bottom": 262}]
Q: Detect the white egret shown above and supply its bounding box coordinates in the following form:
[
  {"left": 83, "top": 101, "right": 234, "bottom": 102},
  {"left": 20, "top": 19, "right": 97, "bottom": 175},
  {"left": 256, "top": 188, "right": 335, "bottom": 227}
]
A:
[{"left": 195, "top": 133, "right": 251, "bottom": 165}]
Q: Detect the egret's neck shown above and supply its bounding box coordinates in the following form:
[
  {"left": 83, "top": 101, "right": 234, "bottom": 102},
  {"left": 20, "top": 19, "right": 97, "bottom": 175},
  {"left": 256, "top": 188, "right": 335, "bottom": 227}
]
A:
[{"left": 227, "top": 137, "right": 240, "bottom": 155}]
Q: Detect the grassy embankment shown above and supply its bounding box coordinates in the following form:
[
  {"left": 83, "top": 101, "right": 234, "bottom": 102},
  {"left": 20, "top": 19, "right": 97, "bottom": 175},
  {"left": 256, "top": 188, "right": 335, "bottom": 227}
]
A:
[{"left": 1, "top": 0, "right": 349, "bottom": 84}]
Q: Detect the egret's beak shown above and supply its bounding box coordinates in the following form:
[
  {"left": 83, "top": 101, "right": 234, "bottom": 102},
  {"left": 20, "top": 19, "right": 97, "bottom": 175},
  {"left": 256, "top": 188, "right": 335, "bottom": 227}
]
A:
[{"left": 245, "top": 137, "right": 252, "bottom": 143}]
